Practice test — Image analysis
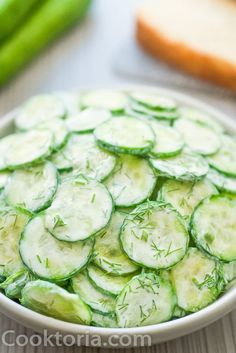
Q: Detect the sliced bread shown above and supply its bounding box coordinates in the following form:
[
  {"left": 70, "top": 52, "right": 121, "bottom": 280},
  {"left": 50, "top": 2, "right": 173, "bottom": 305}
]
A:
[{"left": 136, "top": 0, "right": 236, "bottom": 91}]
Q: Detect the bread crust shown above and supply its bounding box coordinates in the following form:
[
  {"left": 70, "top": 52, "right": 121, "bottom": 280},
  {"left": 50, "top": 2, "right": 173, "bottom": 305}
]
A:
[{"left": 136, "top": 15, "right": 236, "bottom": 91}]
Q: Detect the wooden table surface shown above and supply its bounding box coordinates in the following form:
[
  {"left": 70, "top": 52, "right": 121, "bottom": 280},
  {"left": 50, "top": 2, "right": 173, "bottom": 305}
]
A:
[{"left": 0, "top": 0, "right": 236, "bottom": 352}]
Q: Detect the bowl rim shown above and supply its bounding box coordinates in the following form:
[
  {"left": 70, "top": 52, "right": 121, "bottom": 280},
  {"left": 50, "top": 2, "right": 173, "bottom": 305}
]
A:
[{"left": 0, "top": 83, "right": 236, "bottom": 338}]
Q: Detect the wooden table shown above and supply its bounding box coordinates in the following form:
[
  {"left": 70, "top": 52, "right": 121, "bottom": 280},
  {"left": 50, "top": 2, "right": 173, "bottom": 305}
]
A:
[{"left": 0, "top": 0, "right": 236, "bottom": 352}]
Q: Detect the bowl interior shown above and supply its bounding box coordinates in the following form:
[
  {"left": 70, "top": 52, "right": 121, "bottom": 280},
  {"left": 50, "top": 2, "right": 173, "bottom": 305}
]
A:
[{"left": 0, "top": 85, "right": 236, "bottom": 344}]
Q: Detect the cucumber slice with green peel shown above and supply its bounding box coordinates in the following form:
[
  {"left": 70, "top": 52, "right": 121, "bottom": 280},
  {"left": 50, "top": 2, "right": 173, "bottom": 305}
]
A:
[
  {"left": 173, "top": 306, "right": 187, "bottom": 318},
  {"left": 0, "top": 207, "right": 29, "bottom": 277},
  {"left": 69, "top": 134, "right": 115, "bottom": 181},
  {"left": 49, "top": 150, "right": 73, "bottom": 172},
  {"left": 222, "top": 261, "right": 236, "bottom": 283},
  {"left": 66, "top": 108, "right": 111, "bottom": 133},
  {"left": 131, "top": 103, "right": 179, "bottom": 121},
  {"left": 5, "top": 130, "right": 53, "bottom": 169},
  {"left": 191, "top": 195, "right": 236, "bottom": 262},
  {"left": 0, "top": 171, "right": 10, "bottom": 190},
  {"left": 116, "top": 272, "right": 176, "bottom": 328},
  {"left": 174, "top": 118, "right": 221, "bottom": 156},
  {"left": 93, "top": 211, "right": 139, "bottom": 276},
  {"left": 71, "top": 271, "right": 116, "bottom": 314},
  {"left": 130, "top": 92, "right": 177, "bottom": 111},
  {"left": 159, "top": 179, "right": 218, "bottom": 219},
  {"left": 126, "top": 108, "right": 172, "bottom": 126},
  {"left": 0, "top": 134, "right": 19, "bottom": 170},
  {"left": 179, "top": 107, "right": 224, "bottom": 133},
  {"left": 87, "top": 264, "right": 133, "bottom": 296},
  {"left": 105, "top": 154, "right": 156, "bottom": 207},
  {"left": 21, "top": 280, "right": 92, "bottom": 325},
  {"left": 45, "top": 175, "right": 113, "bottom": 242},
  {"left": 150, "top": 150, "right": 209, "bottom": 181},
  {"left": 15, "top": 95, "right": 66, "bottom": 130},
  {"left": 50, "top": 134, "right": 116, "bottom": 180},
  {"left": 38, "top": 119, "right": 68, "bottom": 151},
  {"left": 121, "top": 201, "right": 189, "bottom": 270},
  {"left": 5, "top": 162, "right": 58, "bottom": 213},
  {"left": 149, "top": 121, "right": 184, "bottom": 158},
  {"left": 207, "top": 168, "right": 236, "bottom": 194},
  {"left": 91, "top": 312, "right": 118, "bottom": 328},
  {"left": 94, "top": 116, "right": 155, "bottom": 155},
  {"left": 171, "top": 248, "right": 223, "bottom": 312},
  {"left": 81, "top": 90, "right": 128, "bottom": 113},
  {"left": 70, "top": 134, "right": 117, "bottom": 181},
  {"left": 0, "top": 269, "right": 34, "bottom": 300},
  {"left": 48, "top": 133, "right": 77, "bottom": 171},
  {"left": 59, "top": 167, "right": 114, "bottom": 185},
  {"left": 20, "top": 215, "right": 94, "bottom": 281},
  {"left": 208, "top": 135, "right": 236, "bottom": 177}
]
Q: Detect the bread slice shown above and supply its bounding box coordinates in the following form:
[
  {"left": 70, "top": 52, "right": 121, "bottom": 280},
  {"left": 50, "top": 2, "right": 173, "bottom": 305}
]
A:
[{"left": 136, "top": 0, "right": 236, "bottom": 91}]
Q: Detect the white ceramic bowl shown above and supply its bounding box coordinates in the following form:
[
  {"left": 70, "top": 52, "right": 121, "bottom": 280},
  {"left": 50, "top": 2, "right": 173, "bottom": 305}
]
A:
[{"left": 0, "top": 85, "right": 236, "bottom": 348}]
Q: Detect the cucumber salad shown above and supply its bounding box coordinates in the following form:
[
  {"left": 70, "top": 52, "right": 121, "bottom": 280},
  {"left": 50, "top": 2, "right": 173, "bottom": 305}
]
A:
[{"left": 0, "top": 89, "right": 235, "bottom": 328}]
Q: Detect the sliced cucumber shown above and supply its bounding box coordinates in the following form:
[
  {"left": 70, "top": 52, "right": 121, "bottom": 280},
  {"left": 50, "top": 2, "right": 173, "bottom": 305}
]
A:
[
  {"left": 0, "top": 134, "right": 19, "bottom": 170},
  {"left": 0, "top": 207, "right": 29, "bottom": 277},
  {"left": 5, "top": 162, "right": 58, "bottom": 213},
  {"left": 15, "top": 95, "right": 66, "bottom": 130},
  {"left": 173, "top": 306, "right": 187, "bottom": 318},
  {"left": 148, "top": 121, "right": 184, "bottom": 158},
  {"left": 105, "top": 154, "right": 156, "bottom": 207},
  {"left": 207, "top": 168, "right": 236, "bottom": 194},
  {"left": 121, "top": 201, "right": 189, "bottom": 269},
  {"left": 150, "top": 150, "right": 209, "bottom": 181},
  {"left": 174, "top": 118, "right": 221, "bottom": 156},
  {"left": 191, "top": 195, "right": 236, "bottom": 262},
  {"left": 38, "top": 119, "right": 68, "bottom": 151},
  {"left": 223, "top": 261, "right": 236, "bottom": 283},
  {"left": 5, "top": 130, "right": 53, "bottom": 169},
  {"left": 159, "top": 179, "right": 218, "bottom": 219},
  {"left": 116, "top": 272, "right": 176, "bottom": 327},
  {"left": 0, "top": 90, "right": 232, "bottom": 327},
  {"left": 0, "top": 171, "right": 10, "bottom": 190},
  {"left": 171, "top": 247, "right": 222, "bottom": 312},
  {"left": 71, "top": 271, "right": 116, "bottom": 314},
  {"left": 126, "top": 108, "right": 172, "bottom": 126},
  {"left": 130, "top": 92, "right": 177, "bottom": 111},
  {"left": 87, "top": 264, "right": 133, "bottom": 296},
  {"left": 131, "top": 103, "right": 179, "bottom": 121},
  {"left": 49, "top": 134, "right": 78, "bottom": 171},
  {"left": 66, "top": 108, "right": 111, "bottom": 133},
  {"left": 71, "top": 134, "right": 116, "bottom": 181},
  {"left": 81, "top": 90, "right": 128, "bottom": 113},
  {"left": 91, "top": 312, "right": 118, "bottom": 328},
  {"left": 49, "top": 150, "right": 73, "bottom": 172},
  {"left": 93, "top": 211, "right": 139, "bottom": 276},
  {"left": 179, "top": 107, "right": 224, "bottom": 133},
  {"left": 20, "top": 215, "right": 94, "bottom": 281},
  {"left": 208, "top": 135, "right": 236, "bottom": 177},
  {"left": 50, "top": 134, "right": 116, "bottom": 180},
  {"left": 21, "top": 280, "right": 91, "bottom": 325},
  {"left": 0, "top": 269, "right": 34, "bottom": 299},
  {"left": 45, "top": 175, "right": 113, "bottom": 242},
  {"left": 94, "top": 116, "right": 155, "bottom": 155}
]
